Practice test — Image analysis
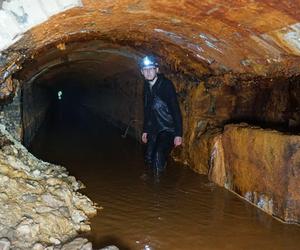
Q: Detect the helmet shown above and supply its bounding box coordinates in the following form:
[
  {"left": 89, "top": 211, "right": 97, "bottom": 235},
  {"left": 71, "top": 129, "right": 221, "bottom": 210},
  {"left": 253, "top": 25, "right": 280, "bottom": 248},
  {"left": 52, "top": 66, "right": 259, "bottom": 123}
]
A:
[{"left": 139, "top": 56, "right": 159, "bottom": 69}]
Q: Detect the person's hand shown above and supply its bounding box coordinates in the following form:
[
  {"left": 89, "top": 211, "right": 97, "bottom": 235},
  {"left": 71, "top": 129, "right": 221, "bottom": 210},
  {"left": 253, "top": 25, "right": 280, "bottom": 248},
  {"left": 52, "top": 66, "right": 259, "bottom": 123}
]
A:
[
  {"left": 142, "top": 132, "right": 148, "bottom": 144},
  {"left": 174, "top": 136, "right": 182, "bottom": 147}
]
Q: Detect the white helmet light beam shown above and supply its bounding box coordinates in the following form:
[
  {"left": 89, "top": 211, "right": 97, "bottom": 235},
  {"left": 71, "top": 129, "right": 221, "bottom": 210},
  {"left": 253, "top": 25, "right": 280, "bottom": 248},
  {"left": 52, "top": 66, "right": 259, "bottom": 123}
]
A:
[
  {"left": 140, "top": 56, "right": 158, "bottom": 69},
  {"left": 143, "top": 56, "right": 152, "bottom": 67}
]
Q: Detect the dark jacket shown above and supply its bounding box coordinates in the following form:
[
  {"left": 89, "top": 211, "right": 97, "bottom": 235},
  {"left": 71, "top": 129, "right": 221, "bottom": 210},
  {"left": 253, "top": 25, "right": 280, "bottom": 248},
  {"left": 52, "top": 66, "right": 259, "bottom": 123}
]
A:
[{"left": 143, "top": 74, "right": 183, "bottom": 137}]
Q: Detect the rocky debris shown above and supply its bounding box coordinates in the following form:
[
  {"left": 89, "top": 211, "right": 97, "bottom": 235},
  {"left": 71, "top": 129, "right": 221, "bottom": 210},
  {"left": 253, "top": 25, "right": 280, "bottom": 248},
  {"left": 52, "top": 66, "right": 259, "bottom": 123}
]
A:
[
  {"left": 0, "top": 238, "right": 10, "bottom": 250},
  {"left": 99, "top": 246, "right": 119, "bottom": 250},
  {"left": 60, "top": 238, "right": 91, "bottom": 250},
  {"left": 3, "top": 237, "right": 119, "bottom": 250},
  {"left": 209, "top": 123, "right": 300, "bottom": 223},
  {"left": 0, "top": 124, "right": 97, "bottom": 249}
]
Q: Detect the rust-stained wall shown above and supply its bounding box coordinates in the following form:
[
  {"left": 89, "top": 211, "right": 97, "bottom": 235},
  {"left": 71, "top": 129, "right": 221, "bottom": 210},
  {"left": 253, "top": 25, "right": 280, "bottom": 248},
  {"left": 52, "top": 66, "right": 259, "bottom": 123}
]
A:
[
  {"left": 209, "top": 124, "right": 300, "bottom": 223},
  {"left": 170, "top": 74, "right": 300, "bottom": 173}
]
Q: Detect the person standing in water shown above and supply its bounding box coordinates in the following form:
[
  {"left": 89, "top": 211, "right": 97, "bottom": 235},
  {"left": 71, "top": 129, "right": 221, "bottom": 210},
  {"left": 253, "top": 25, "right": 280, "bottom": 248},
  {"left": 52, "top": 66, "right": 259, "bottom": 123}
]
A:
[{"left": 140, "top": 56, "right": 183, "bottom": 173}]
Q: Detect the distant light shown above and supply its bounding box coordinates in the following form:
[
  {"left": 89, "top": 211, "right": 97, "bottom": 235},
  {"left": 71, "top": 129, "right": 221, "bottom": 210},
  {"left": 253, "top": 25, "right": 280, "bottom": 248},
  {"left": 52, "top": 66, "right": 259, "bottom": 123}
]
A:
[{"left": 58, "top": 91, "right": 63, "bottom": 100}]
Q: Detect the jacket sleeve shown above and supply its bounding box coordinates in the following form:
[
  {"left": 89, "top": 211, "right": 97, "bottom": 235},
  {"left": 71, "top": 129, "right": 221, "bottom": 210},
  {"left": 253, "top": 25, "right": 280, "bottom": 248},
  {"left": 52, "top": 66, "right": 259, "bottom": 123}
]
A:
[
  {"left": 165, "top": 80, "right": 183, "bottom": 137},
  {"left": 143, "top": 83, "right": 151, "bottom": 133}
]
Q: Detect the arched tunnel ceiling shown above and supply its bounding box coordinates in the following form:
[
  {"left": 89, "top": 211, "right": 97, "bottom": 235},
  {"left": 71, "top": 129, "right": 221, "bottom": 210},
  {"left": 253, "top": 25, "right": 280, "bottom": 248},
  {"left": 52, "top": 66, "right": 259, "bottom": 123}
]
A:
[
  {"left": 17, "top": 41, "right": 141, "bottom": 86},
  {"left": 2, "top": 0, "right": 300, "bottom": 80}
]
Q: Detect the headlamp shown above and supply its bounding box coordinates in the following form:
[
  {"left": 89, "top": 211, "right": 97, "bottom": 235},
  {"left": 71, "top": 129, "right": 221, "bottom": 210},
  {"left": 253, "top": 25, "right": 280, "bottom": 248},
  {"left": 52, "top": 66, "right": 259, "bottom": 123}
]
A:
[
  {"left": 143, "top": 57, "right": 152, "bottom": 67},
  {"left": 140, "top": 56, "right": 158, "bottom": 69}
]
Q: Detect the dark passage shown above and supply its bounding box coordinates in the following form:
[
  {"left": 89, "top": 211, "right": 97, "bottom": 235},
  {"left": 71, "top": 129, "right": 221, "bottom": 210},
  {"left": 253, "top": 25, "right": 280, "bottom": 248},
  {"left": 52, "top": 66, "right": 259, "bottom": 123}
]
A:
[{"left": 29, "top": 100, "right": 300, "bottom": 250}]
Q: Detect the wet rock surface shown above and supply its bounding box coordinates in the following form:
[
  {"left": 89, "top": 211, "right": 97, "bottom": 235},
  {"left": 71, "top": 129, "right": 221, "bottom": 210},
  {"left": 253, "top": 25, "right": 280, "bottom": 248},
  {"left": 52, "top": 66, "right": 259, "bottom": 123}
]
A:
[
  {"left": 209, "top": 124, "right": 300, "bottom": 223},
  {"left": 0, "top": 124, "right": 98, "bottom": 249}
]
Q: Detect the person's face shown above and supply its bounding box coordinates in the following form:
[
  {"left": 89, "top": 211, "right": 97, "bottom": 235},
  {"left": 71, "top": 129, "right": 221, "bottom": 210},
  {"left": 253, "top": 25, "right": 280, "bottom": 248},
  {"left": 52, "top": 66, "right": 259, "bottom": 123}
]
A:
[{"left": 141, "top": 67, "right": 158, "bottom": 81}]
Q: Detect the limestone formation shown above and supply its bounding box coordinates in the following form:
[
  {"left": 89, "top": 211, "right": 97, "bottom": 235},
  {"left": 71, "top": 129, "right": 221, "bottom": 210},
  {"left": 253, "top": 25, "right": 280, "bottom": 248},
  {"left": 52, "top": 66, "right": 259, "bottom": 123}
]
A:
[
  {"left": 0, "top": 124, "right": 97, "bottom": 249},
  {"left": 0, "top": 238, "right": 11, "bottom": 250}
]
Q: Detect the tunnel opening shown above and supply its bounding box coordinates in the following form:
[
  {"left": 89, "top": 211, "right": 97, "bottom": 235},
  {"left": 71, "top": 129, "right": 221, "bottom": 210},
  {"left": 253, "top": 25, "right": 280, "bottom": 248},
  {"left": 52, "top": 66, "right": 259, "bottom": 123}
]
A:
[{"left": 17, "top": 44, "right": 145, "bottom": 154}]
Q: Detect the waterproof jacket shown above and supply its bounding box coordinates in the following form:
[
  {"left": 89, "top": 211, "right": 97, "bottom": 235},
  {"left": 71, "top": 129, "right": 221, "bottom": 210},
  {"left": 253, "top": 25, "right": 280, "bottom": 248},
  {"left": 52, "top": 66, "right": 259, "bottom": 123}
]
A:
[{"left": 143, "top": 74, "right": 183, "bottom": 137}]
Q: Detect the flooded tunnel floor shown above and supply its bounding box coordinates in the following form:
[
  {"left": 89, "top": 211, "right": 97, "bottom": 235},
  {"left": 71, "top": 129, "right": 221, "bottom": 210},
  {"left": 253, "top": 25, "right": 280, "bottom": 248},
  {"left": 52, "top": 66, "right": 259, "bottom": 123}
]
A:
[{"left": 29, "top": 113, "right": 300, "bottom": 250}]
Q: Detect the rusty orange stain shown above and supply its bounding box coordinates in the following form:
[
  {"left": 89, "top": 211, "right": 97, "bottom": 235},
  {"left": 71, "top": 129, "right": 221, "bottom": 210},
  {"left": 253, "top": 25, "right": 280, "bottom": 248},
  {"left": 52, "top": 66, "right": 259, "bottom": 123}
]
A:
[{"left": 1, "top": 0, "right": 300, "bottom": 79}]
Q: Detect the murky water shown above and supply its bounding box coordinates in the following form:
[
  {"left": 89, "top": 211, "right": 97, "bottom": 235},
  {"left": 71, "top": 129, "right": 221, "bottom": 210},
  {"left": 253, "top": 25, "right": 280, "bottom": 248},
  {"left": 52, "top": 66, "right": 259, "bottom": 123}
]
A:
[{"left": 29, "top": 111, "right": 300, "bottom": 250}]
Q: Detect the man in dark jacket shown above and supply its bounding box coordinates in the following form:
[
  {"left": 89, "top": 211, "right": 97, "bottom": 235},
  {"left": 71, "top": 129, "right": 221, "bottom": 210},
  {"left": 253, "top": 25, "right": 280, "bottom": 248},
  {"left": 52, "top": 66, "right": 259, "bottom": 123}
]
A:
[{"left": 140, "top": 56, "right": 183, "bottom": 172}]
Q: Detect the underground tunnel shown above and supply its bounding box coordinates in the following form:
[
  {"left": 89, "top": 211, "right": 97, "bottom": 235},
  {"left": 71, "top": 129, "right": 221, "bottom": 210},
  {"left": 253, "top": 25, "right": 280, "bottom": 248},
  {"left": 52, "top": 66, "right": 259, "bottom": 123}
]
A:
[
  {"left": 0, "top": 0, "right": 300, "bottom": 249},
  {"left": 17, "top": 44, "right": 144, "bottom": 148}
]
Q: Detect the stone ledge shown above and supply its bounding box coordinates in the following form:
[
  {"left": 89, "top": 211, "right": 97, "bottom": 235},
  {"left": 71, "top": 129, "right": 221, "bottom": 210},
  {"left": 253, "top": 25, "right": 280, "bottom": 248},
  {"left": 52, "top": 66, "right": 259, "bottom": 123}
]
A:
[{"left": 209, "top": 123, "right": 300, "bottom": 223}]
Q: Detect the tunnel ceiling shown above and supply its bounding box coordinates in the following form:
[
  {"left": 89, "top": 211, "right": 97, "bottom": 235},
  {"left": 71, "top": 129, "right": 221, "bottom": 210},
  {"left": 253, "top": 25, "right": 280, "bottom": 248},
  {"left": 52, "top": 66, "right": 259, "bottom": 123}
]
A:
[
  {"left": 1, "top": 0, "right": 300, "bottom": 84},
  {"left": 16, "top": 41, "right": 141, "bottom": 87}
]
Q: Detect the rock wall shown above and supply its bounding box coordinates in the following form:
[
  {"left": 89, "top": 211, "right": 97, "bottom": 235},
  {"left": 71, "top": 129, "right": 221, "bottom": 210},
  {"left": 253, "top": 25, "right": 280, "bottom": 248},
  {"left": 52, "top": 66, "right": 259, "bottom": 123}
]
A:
[
  {"left": 209, "top": 124, "right": 300, "bottom": 223},
  {"left": 0, "top": 80, "right": 22, "bottom": 141},
  {"left": 170, "top": 74, "right": 300, "bottom": 173}
]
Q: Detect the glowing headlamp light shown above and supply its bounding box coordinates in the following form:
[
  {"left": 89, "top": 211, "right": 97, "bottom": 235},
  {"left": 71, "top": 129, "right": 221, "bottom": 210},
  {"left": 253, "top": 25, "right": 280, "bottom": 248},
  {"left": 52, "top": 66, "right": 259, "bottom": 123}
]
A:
[
  {"left": 143, "top": 57, "right": 153, "bottom": 67},
  {"left": 140, "top": 55, "right": 158, "bottom": 69}
]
